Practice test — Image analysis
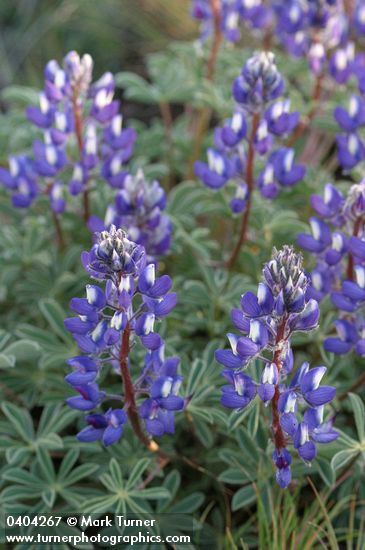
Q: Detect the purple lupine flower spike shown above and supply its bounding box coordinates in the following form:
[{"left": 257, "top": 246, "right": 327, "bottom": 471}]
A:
[
  {"left": 65, "top": 226, "right": 184, "bottom": 446},
  {"left": 299, "top": 178, "right": 365, "bottom": 360},
  {"left": 90, "top": 170, "right": 172, "bottom": 260},
  {"left": 195, "top": 51, "right": 304, "bottom": 215},
  {"left": 1, "top": 50, "right": 137, "bottom": 224},
  {"left": 216, "top": 246, "right": 338, "bottom": 488}
]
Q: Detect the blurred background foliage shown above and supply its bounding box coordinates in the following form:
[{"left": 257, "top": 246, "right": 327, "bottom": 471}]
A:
[{"left": 0, "top": 0, "right": 195, "bottom": 88}]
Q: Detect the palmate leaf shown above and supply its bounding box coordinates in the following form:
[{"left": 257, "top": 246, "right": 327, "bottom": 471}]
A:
[
  {"left": 1, "top": 448, "right": 99, "bottom": 513},
  {"left": 2, "top": 403, "right": 35, "bottom": 442},
  {"left": 0, "top": 403, "right": 77, "bottom": 466},
  {"left": 125, "top": 457, "right": 151, "bottom": 490},
  {"left": 83, "top": 458, "right": 170, "bottom": 515}
]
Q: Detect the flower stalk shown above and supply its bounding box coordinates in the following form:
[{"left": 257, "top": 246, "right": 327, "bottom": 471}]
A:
[
  {"left": 71, "top": 87, "right": 90, "bottom": 222},
  {"left": 119, "top": 322, "right": 159, "bottom": 452},
  {"left": 226, "top": 112, "right": 260, "bottom": 270}
]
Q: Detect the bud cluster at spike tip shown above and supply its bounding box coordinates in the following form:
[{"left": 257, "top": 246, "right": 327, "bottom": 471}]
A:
[
  {"left": 88, "top": 169, "right": 172, "bottom": 259},
  {"left": 298, "top": 179, "right": 365, "bottom": 359},
  {"left": 195, "top": 51, "right": 305, "bottom": 214},
  {"left": 190, "top": 1, "right": 359, "bottom": 79},
  {"left": 216, "top": 246, "right": 338, "bottom": 488},
  {"left": 0, "top": 50, "right": 136, "bottom": 212},
  {"left": 64, "top": 225, "right": 185, "bottom": 445}
]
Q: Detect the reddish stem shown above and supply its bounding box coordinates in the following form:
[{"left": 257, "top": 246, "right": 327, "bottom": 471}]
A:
[
  {"left": 52, "top": 211, "right": 65, "bottom": 251},
  {"left": 226, "top": 112, "right": 260, "bottom": 270},
  {"left": 287, "top": 73, "right": 323, "bottom": 148},
  {"left": 71, "top": 89, "right": 90, "bottom": 222},
  {"left": 271, "top": 318, "right": 288, "bottom": 451},
  {"left": 263, "top": 27, "right": 272, "bottom": 51},
  {"left": 343, "top": 0, "right": 354, "bottom": 18},
  {"left": 346, "top": 217, "right": 363, "bottom": 280},
  {"left": 119, "top": 322, "right": 159, "bottom": 452}
]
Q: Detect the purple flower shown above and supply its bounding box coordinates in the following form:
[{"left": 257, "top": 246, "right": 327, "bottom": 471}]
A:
[
  {"left": 334, "top": 96, "right": 365, "bottom": 132},
  {"left": 310, "top": 183, "right": 344, "bottom": 225},
  {"left": 0, "top": 155, "right": 39, "bottom": 208},
  {"left": 265, "top": 100, "right": 299, "bottom": 137},
  {"left": 329, "top": 44, "right": 354, "bottom": 85},
  {"left": 272, "top": 449, "right": 292, "bottom": 489},
  {"left": 66, "top": 383, "right": 103, "bottom": 411},
  {"left": 354, "top": 2, "right": 365, "bottom": 36},
  {"left": 233, "top": 52, "right": 284, "bottom": 111},
  {"left": 337, "top": 133, "right": 365, "bottom": 170},
  {"left": 216, "top": 246, "right": 337, "bottom": 488},
  {"left": 77, "top": 409, "right": 127, "bottom": 446},
  {"left": 2, "top": 49, "right": 137, "bottom": 223},
  {"left": 65, "top": 227, "right": 182, "bottom": 446},
  {"left": 195, "top": 149, "right": 234, "bottom": 189},
  {"left": 220, "top": 370, "right": 256, "bottom": 409}
]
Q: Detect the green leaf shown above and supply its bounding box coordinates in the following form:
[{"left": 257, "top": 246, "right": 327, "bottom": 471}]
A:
[
  {"left": 2, "top": 402, "right": 34, "bottom": 441},
  {"left": 331, "top": 450, "right": 358, "bottom": 472},
  {"left": 133, "top": 487, "right": 170, "bottom": 500},
  {"left": 236, "top": 427, "right": 260, "bottom": 462},
  {"left": 36, "top": 433, "right": 64, "bottom": 450},
  {"left": 64, "top": 464, "right": 99, "bottom": 486},
  {"left": 36, "top": 448, "right": 55, "bottom": 483},
  {"left": 2, "top": 468, "right": 41, "bottom": 487},
  {"left": 169, "top": 492, "right": 205, "bottom": 514},
  {"left": 125, "top": 458, "right": 151, "bottom": 490},
  {"left": 3, "top": 340, "right": 41, "bottom": 362},
  {"left": 109, "top": 458, "right": 124, "bottom": 488},
  {"left": 231, "top": 485, "right": 256, "bottom": 511},
  {"left": 42, "top": 488, "right": 56, "bottom": 508},
  {"left": 1, "top": 85, "right": 39, "bottom": 106},
  {"left": 348, "top": 393, "right": 365, "bottom": 442},
  {"left": 58, "top": 449, "right": 80, "bottom": 480},
  {"left": 218, "top": 468, "right": 245, "bottom": 485},
  {"left": 39, "top": 299, "right": 70, "bottom": 343},
  {"left": 83, "top": 495, "right": 118, "bottom": 514},
  {"left": 316, "top": 458, "right": 335, "bottom": 488},
  {"left": 227, "top": 400, "right": 257, "bottom": 431},
  {"left": 0, "top": 353, "right": 16, "bottom": 368}
]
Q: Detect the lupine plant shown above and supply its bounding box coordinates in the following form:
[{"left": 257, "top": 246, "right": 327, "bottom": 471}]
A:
[
  {"left": 298, "top": 179, "right": 365, "bottom": 360},
  {"left": 88, "top": 169, "right": 172, "bottom": 260},
  {"left": 0, "top": 52, "right": 136, "bottom": 218},
  {"left": 195, "top": 50, "right": 305, "bottom": 268},
  {"left": 216, "top": 246, "right": 338, "bottom": 487},
  {"left": 1, "top": 1, "right": 365, "bottom": 548},
  {"left": 64, "top": 225, "right": 182, "bottom": 447}
]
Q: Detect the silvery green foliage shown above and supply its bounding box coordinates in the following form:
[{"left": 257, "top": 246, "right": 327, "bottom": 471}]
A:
[{"left": 0, "top": 10, "right": 364, "bottom": 549}]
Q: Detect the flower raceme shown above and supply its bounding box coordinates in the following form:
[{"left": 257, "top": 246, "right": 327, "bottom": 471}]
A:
[
  {"left": 195, "top": 51, "right": 305, "bottom": 215},
  {"left": 216, "top": 246, "right": 338, "bottom": 488},
  {"left": 64, "top": 225, "right": 184, "bottom": 446},
  {"left": 298, "top": 179, "right": 365, "bottom": 359},
  {"left": 0, "top": 51, "right": 136, "bottom": 216},
  {"left": 88, "top": 169, "right": 172, "bottom": 260},
  {"left": 191, "top": 1, "right": 352, "bottom": 77}
]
